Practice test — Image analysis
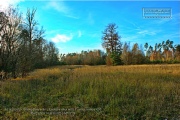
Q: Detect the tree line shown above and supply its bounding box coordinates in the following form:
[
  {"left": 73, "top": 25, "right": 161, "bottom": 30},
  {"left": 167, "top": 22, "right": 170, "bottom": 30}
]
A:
[
  {"left": 0, "top": 6, "right": 59, "bottom": 79},
  {"left": 61, "top": 23, "right": 180, "bottom": 65},
  {"left": 60, "top": 50, "right": 106, "bottom": 65}
]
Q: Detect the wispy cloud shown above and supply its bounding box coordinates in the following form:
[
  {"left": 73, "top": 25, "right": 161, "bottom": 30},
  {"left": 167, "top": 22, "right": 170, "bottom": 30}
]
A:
[
  {"left": 65, "top": 14, "right": 79, "bottom": 19},
  {"left": 0, "top": 0, "right": 23, "bottom": 11},
  {"left": 123, "top": 19, "right": 141, "bottom": 31},
  {"left": 122, "top": 35, "right": 139, "bottom": 43},
  {"left": 45, "top": 1, "right": 78, "bottom": 19},
  {"left": 51, "top": 34, "right": 72, "bottom": 43},
  {"left": 78, "top": 30, "right": 82, "bottom": 38},
  {"left": 120, "top": 20, "right": 161, "bottom": 45},
  {"left": 137, "top": 30, "right": 157, "bottom": 36},
  {"left": 171, "top": 13, "right": 180, "bottom": 25},
  {"left": 154, "top": 18, "right": 171, "bottom": 25},
  {"left": 87, "top": 12, "right": 94, "bottom": 25},
  {"left": 153, "top": 13, "right": 180, "bottom": 25},
  {"left": 48, "top": 1, "right": 69, "bottom": 14}
]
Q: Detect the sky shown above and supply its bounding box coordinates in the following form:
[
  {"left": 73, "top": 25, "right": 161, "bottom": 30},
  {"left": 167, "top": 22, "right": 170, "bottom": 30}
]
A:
[{"left": 0, "top": 0, "right": 180, "bottom": 54}]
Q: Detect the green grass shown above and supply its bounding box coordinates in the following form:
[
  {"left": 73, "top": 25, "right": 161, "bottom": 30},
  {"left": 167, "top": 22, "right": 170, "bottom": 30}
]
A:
[{"left": 0, "top": 65, "right": 180, "bottom": 119}]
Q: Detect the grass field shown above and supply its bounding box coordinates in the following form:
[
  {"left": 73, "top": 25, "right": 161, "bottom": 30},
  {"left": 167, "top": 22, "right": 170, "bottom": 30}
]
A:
[{"left": 0, "top": 64, "right": 180, "bottom": 119}]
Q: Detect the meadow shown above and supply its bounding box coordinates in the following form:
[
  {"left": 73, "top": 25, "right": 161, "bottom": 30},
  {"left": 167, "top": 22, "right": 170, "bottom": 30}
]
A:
[{"left": 0, "top": 64, "right": 180, "bottom": 119}]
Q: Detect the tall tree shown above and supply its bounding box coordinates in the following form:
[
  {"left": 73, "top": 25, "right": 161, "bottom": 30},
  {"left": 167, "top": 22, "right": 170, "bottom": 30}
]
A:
[
  {"left": 0, "top": 6, "right": 22, "bottom": 78},
  {"left": 131, "top": 43, "right": 145, "bottom": 64},
  {"left": 20, "top": 8, "right": 45, "bottom": 74},
  {"left": 24, "top": 8, "right": 38, "bottom": 52},
  {"left": 121, "top": 42, "right": 131, "bottom": 65},
  {"left": 144, "top": 42, "right": 148, "bottom": 56},
  {"left": 43, "top": 42, "right": 59, "bottom": 66},
  {"left": 162, "top": 39, "right": 174, "bottom": 61},
  {"left": 102, "top": 23, "right": 122, "bottom": 65}
]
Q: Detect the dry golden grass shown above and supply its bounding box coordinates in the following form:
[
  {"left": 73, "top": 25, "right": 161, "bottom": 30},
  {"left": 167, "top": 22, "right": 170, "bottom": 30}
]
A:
[
  {"left": 73, "top": 64, "right": 180, "bottom": 76},
  {"left": 30, "top": 68, "right": 63, "bottom": 80},
  {"left": 1, "top": 64, "right": 180, "bottom": 119},
  {"left": 14, "top": 64, "right": 180, "bottom": 81},
  {"left": 12, "top": 68, "right": 63, "bottom": 81},
  {"left": 13, "top": 64, "right": 180, "bottom": 80}
]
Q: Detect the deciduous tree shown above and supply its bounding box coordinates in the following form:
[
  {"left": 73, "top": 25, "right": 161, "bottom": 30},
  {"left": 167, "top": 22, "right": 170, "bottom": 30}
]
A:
[{"left": 102, "top": 23, "right": 122, "bottom": 65}]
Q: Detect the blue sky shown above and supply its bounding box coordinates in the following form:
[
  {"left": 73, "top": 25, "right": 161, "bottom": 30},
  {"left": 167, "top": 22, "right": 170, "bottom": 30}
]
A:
[{"left": 0, "top": 0, "right": 180, "bottom": 54}]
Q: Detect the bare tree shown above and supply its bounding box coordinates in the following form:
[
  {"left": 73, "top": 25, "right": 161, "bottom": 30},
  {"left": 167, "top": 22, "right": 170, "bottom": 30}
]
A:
[{"left": 0, "top": 6, "right": 22, "bottom": 78}]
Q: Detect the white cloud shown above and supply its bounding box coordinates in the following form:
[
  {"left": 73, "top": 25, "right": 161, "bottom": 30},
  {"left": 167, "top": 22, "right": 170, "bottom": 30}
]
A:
[
  {"left": 0, "top": 0, "right": 23, "bottom": 11},
  {"left": 51, "top": 34, "right": 72, "bottom": 43}
]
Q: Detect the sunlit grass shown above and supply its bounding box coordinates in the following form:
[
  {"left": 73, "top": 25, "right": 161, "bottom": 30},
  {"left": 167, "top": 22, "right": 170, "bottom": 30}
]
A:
[
  {"left": 0, "top": 64, "right": 180, "bottom": 119},
  {"left": 31, "top": 68, "right": 62, "bottom": 80}
]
